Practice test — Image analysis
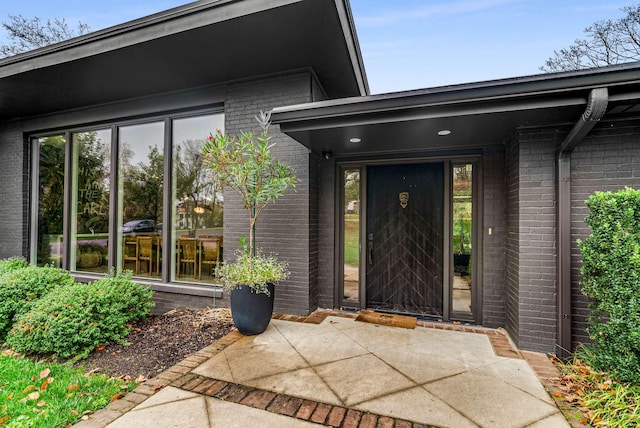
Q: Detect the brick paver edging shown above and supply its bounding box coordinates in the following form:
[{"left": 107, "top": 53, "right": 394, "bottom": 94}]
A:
[{"left": 75, "top": 310, "right": 523, "bottom": 427}]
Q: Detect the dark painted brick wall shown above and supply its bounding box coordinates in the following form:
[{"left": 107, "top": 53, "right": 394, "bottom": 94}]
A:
[
  {"left": 317, "top": 158, "right": 336, "bottom": 309},
  {"left": 570, "top": 118, "right": 640, "bottom": 347},
  {"left": 505, "top": 134, "right": 520, "bottom": 345},
  {"left": 223, "top": 72, "right": 314, "bottom": 315},
  {"left": 482, "top": 148, "right": 506, "bottom": 328},
  {"left": 514, "top": 127, "right": 562, "bottom": 352},
  {"left": 152, "top": 290, "right": 229, "bottom": 315},
  {"left": 0, "top": 123, "right": 27, "bottom": 259}
]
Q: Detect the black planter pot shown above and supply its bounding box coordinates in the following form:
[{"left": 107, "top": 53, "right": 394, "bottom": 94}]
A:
[
  {"left": 230, "top": 283, "right": 275, "bottom": 335},
  {"left": 454, "top": 253, "right": 471, "bottom": 275}
]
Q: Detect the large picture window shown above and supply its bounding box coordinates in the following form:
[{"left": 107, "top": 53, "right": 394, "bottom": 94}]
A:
[
  {"left": 34, "top": 135, "right": 66, "bottom": 267},
  {"left": 31, "top": 111, "right": 224, "bottom": 286},
  {"left": 118, "top": 122, "right": 164, "bottom": 279},
  {"left": 71, "top": 129, "right": 112, "bottom": 274},
  {"left": 172, "top": 114, "right": 224, "bottom": 283}
]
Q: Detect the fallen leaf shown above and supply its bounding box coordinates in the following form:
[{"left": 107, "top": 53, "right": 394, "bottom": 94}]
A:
[
  {"left": 0, "top": 415, "right": 8, "bottom": 424},
  {"left": 36, "top": 400, "right": 46, "bottom": 407},
  {"left": 22, "top": 385, "right": 37, "bottom": 394},
  {"left": 41, "top": 377, "right": 54, "bottom": 391},
  {"left": 70, "top": 410, "right": 79, "bottom": 416},
  {"left": 120, "top": 385, "right": 130, "bottom": 390},
  {"left": 66, "top": 384, "right": 80, "bottom": 392},
  {"left": 553, "top": 392, "right": 563, "bottom": 398},
  {"left": 5, "top": 393, "right": 13, "bottom": 401},
  {"left": 151, "top": 384, "right": 163, "bottom": 392},
  {"left": 111, "top": 392, "right": 126, "bottom": 401},
  {"left": 39, "top": 368, "right": 51, "bottom": 379},
  {"left": 95, "top": 345, "right": 106, "bottom": 351},
  {"left": 27, "top": 391, "right": 40, "bottom": 401},
  {"left": 564, "top": 394, "right": 578, "bottom": 403},
  {"left": 574, "top": 388, "right": 585, "bottom": 396},
  {"left": 135, "top": 374, "right": 147, "bottom": 384}
]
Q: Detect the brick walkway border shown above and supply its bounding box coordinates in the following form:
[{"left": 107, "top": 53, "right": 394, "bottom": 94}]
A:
[{"left": 76, "top": 310, "right": 553, "bottom": 428}]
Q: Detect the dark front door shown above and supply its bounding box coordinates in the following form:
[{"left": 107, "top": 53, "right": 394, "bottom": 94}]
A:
[{"left": 366, "top": 163, "right": 444, "bottom": 316}]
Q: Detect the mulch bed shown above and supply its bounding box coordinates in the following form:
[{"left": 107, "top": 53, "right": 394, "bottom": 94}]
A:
[{"left": 74, "top": 308, "right": 235, "bottom": 380}]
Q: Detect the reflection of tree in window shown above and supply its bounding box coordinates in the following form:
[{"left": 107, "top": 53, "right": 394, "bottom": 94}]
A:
[
  {"left": 122, "top": 146, "right": 164, "bottom": 224},
  {"left": 174, "top": 140, "right": 222, "bottom": 234},
  {"left": 37, "top": 136, "right": 65, "bottom": 266},
  {"left": 75, "top": 131, "right": 110, "bottom": 235}
]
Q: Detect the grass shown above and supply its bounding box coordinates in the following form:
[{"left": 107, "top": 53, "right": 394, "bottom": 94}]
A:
[
  {"left": 0, "top": 352, "right": 135, "bottom": 427},
  {"left": 555, "top": 352, "right": 640, "bottom": 426},
  {"left": 344, "top": 218, "right": 359, "bottom": 267}
]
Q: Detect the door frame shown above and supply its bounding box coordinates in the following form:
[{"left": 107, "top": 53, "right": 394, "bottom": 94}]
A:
[{"left": 335, "top": 154, "right": 483, "bottom": 324}]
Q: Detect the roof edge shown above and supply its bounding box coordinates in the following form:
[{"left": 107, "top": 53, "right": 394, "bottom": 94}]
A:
[
  {"left": 336, "top": 0, "right": 369, "bottom": 96},
  {"left": 0, "top": 0, "right": 302, "bottom": 72},
  {"left": 271, "top": 61, "right": 640, "bottom": 123}
]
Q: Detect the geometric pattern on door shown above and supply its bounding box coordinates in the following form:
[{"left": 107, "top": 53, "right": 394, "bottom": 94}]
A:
[{"left": 366, "top": 163, "right": 444, "bottom": 316}]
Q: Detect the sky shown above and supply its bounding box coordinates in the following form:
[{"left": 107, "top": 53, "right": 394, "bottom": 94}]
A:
[{"left": 0, "top": 0, "right": 631, "bottom": 94}]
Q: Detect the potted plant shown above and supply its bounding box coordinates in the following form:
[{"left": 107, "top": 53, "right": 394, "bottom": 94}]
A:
[{"left": 201, "top": 111, "right": 296, "bottom": 335}]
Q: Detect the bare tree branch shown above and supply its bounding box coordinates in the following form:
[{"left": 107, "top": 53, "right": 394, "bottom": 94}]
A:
[
  {"left": 0, "top": 15, "right": 90, "bottom": 58},
  {"left": 541, "top": 4, "right": 640, "bottom": 72}
]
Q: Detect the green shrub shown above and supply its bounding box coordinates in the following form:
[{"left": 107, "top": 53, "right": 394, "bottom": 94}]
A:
[
  {"left": 0, "top": 265, "right": 74, "bottom": 340},
  {"left": 6, "top": 271, "right": 154, "bottom": 358},
  {"left": 0, "top": 257, "right": 28, "bottom": 277},
  {"left": 579, "top": 187, "right": 640, "bottom": 383}
]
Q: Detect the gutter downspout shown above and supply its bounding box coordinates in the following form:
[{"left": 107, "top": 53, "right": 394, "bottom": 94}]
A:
[{"left": 556, "top": 87, "right": 608, "bottom": 358}]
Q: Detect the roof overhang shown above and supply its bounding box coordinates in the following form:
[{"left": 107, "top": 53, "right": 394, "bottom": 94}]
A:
[
  {"left": 272, "top": 62, "right": 640, "bottom": 157},
  {"left": 0, "top": 0, "right": 368, "bottom": 122}
]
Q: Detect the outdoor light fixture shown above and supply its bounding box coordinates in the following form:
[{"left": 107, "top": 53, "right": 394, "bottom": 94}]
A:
[
  {"left": 322, "top": 150, "right": 333, "bottom": 160},
  {"left": 437, "top": 130, "right": 452, "bottom": 136},
  {"left": 193, "top": 206, "right": 205, "bottom": 214},
  {"left": 349, "top": 137, "right": 361, "bottom": 143}
]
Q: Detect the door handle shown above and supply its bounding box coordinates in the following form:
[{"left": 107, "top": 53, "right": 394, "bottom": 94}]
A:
[{"left": 367, "top": 240, "right": 373, "bottom": 265}]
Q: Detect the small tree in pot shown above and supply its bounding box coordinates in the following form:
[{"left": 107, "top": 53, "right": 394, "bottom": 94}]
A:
[{"left": 201, "top": 111, "right": 296, "bottom": 335}]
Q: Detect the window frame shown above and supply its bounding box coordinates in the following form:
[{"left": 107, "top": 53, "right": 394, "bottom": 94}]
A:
[{"left": 29, "top": 107, "right": 224, "bottom": 286}]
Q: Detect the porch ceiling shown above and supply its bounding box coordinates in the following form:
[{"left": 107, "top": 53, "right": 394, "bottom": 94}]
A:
[
  {"left": 272, "top": 62, "right": 640, "bottom": 157},
  {"left": 0, "top": 0, "right": 367, "bottom": 122}
]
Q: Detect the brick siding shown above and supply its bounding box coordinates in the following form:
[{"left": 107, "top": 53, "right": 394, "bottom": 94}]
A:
[
  {"left": 0, "top": 123, "right": 27, "bottom": 259},
  {"left": 505, "top": 134, "right": 520, "bottom": 345},
  {"left": 223, "top": 72, "right": 315, "bottom": 315},
  {"left": 482, "top": 147, "right": 506, "bottom": 328}
]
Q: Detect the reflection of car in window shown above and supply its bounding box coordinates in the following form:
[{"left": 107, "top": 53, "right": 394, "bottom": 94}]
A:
[{"left": 121, "top": 219, "right": 156, "bottom": 235}]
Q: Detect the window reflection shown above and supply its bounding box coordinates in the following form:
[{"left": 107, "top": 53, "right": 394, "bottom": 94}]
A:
[
  {"left": 71, "top": 130, "right": 112, "bottom": 273},
  {"left": 452, "top": 164, "right": 472, "bottom": 315},
  {"left": 35, "top": 135, "right": 66, "bottom": 267},
  {"left": 343, "top": 169, "right": 360, "bottom": 303},
  {"left": 117, "top": 122, "right": 164, "bottom": 279},
  {"left": 172, "top": 114, "right": 225, "bottom": 284}
]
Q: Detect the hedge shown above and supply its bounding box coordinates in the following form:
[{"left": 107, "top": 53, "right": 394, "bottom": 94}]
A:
[
  {"left": 579, "top": 187, "right": 640, "bottom": 383},
  {"left": 6, "top": 271, "right": 154, "bottom": 359},
  {"left": 0, "top": 265, "right": 75, "bottom": 340}
]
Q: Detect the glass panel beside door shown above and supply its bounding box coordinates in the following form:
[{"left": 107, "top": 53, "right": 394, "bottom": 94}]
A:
[
  {"left": 341, "top": 169, "right": 361, "bottom": 305},
  {"left": 452, "top": 164, "right": 473, "bottom": 317}
]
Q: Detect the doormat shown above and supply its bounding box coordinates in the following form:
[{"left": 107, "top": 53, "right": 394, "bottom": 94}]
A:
[{"left": 355, "top": 310, "right": 417, "bottom": 329}]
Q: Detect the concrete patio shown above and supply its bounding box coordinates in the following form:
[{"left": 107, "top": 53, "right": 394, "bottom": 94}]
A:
[{"left": 78, "top": 312, "right": 569, "bottom": 428}]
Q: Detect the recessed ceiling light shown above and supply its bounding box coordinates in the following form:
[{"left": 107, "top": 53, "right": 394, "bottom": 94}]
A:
[
  {"left": 349, "top": 137, "right": 362, "bottom": 143},
  {"left": 437, "top": 130, "right": 452, "bottom": 136}
]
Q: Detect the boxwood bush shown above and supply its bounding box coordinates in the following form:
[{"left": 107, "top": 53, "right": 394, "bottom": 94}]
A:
[
  {"left": 6, "top": 271, "right": 154, "bottom": 358},
  {"left": 579, "top": 187, "right": 640, "bottom": 383},
  {"left": 0, "top": 265, "right": 75, "bottom": 340}
]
